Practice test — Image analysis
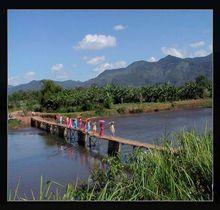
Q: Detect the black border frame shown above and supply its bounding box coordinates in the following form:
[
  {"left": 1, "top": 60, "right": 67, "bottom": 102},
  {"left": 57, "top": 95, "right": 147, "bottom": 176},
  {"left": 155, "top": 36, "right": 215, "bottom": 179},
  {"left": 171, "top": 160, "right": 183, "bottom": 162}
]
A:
[{"left": 0, "top": 0, "right": 220, "bottom": 209}]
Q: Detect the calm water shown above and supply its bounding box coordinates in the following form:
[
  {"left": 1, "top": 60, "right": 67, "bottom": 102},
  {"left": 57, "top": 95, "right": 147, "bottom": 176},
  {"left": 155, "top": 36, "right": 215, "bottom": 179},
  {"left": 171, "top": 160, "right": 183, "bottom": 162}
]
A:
[{"left": 8, "top": 108, "right": 212, "bottom": 197}]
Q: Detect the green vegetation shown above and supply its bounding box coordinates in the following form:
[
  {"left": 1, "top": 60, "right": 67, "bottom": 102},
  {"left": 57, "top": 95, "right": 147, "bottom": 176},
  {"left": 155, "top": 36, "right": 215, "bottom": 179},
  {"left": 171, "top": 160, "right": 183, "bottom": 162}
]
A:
[
  {"left": 8, "top": 119, "right": 21, "bottom": 129},
  {"left": 9, "top": 128, "right": 213, "bottom": 201},
  {"left": 26, "top": 98, "right": 212, "bottom": 121},
  {"left": 8, "top": 75, "right": 212, "bottom": 114}
]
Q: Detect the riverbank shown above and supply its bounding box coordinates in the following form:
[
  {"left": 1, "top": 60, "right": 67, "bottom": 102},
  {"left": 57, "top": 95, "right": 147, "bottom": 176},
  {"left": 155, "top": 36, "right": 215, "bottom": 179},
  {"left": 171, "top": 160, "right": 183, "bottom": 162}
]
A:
[
  {"left": 8, "top": 98, "right": 212, "bottom": 129},
  {"left": 40, "top": 98, "right": 213, "bottom": 119},
  {"left": 8, "top": 111, "right": 32, "bottom": 129},
  {"left": 8, "top": 119, "right": 22, "bottom": 129},
  {"left": 9, "top": 128, "right": 213, "bottom": 201}
]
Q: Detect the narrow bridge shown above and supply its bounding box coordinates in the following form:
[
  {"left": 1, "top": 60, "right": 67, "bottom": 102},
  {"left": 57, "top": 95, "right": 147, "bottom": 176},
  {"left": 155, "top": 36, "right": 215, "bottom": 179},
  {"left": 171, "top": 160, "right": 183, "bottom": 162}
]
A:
[{"left": 31, "top": 116, "right": 178, "bottom": 155}]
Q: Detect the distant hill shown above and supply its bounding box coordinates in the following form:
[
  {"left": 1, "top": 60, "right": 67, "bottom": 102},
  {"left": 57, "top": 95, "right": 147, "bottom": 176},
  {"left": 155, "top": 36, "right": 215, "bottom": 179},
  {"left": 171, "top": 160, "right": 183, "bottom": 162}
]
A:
[
  {"left": 8, "top": 54, "right": 212, "bottom": 94},
  {"left": 8, "top": 80, "right": 83, "bottom": 94}
]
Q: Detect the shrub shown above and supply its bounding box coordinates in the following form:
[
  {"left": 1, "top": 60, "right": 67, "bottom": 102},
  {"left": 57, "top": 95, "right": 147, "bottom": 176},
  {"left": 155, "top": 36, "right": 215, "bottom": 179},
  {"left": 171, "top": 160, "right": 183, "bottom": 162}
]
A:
[{"left": 117, "top": 107, "right": 126, "bottom": 114}]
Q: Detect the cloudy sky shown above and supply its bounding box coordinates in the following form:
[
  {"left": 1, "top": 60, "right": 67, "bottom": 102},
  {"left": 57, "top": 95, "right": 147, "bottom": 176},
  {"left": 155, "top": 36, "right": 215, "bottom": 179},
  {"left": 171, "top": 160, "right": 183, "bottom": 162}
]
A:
[{"left": 8, "top": 9, "right": 212, "bottom": 85}]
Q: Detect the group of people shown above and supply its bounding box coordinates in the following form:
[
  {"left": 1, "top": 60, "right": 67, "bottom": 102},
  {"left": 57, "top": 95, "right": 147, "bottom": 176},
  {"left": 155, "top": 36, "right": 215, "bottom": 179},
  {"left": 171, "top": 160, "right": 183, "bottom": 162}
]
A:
[{"left": 55, "top": 114, "right": 115, "bottom": 137}]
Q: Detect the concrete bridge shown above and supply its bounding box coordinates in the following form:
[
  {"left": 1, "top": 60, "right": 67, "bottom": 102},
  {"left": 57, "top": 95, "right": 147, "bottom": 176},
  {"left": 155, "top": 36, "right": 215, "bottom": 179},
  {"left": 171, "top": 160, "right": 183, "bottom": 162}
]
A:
[{"left": 31, "top": 116, "right": 178, "bottom": 155}]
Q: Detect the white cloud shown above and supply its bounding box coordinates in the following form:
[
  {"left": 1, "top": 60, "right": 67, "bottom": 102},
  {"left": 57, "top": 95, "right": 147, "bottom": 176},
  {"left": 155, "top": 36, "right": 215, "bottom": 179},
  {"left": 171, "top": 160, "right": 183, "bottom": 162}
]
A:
[
  {"left": 113, "top": 24, "right": 126, "bottom": 31},
  {"left": 208, "top": 44, "right": 212, "bottom": 52},
  {"left": 8, "top": 76, "right": 21, "bottom": 86},
  {"left": 189, "top": 41, "right": 205, "bottom": 48},
  {"left": 50, "top": 64, "right": 72, "bottom": 80},
  {"left": 74, "top": 34, "right": 116, "bottom": 50},
  {"left": 193, "top": 49, "right": 210, "bottom": 57},
  {"left": 72, "top": 64, "right": 77, "bottom": 68},
  {"left": 82, "top": 56, "right": 88, "bottom": 60},
  {"left": 53, "top": 70, "right": 72, "bottom": 80},
  {"left": 147, "top": 57, "right": 157, "bottom": 62},
  {"left": 86, "top": 56, "right": 106, "bottom": 65},
  {"left": 25, "top": 71, "right": 35, "bottom": 76},
  {"left": 161, "top": 47, "right": 185, "bottom": 58},
  {"left": 94, "top": 60, "right": 127, "bottom": 73},
  {"left": 51, "top": 64, "right": 64, "bottom": 72},
  {"left": 193, "top": 44, "right": 212, "bottom": 58},
  {"left": 8, "top": 72, "right": 36, "bottom": 85},
  {"left": 114, "top": 60, "right": 127, "bottom": 68},
  {"left": 162, "top": 43, "right": 212, "bottom": 59},
  {"left": 94, "top": 63, "right": 113, "bottom": 72},
  {"left": 55, "top": 71, "right": 70, "bottom": 80},
  {"left": 25, "top": 71, "right": 36, "bottom": 81}
]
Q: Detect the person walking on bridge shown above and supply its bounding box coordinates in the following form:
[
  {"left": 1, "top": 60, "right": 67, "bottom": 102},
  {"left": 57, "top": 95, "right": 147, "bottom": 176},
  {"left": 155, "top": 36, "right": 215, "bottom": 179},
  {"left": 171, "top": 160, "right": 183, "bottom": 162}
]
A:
[
  {"left": 73, "top": 118, "right": 78, "bottom": 129},
  {"left": 56, "top": 114, "right": 60, "bottom": 124},
  {"left": 92, "top": 121, "right": 97, "bottom": 134},
  {"left": 68, "top": 118, "right": 73, "bottom": 128},
  {"left": 66, "top": 117, "right": 69, "bottom": 127},
  {"left": 66, "top": 117, "right": 73, "bottom": 139},
  {"left": 59, "top": 115, "right": 63, "bottom": 124},
  {"left": 78, "top": 116, "right": 83, "bottom": 129},
  {"left": 108, "top": 121, "right": 115, "bottom": 137},
  {"left": 99, "top": 120, "right": 105, "bottom": 137},
  {"left": 85, "top": 118, "right": 91, "bottom": 134},
  {"left": 85, "top": 118, "right": 92, "bottom": 147}
]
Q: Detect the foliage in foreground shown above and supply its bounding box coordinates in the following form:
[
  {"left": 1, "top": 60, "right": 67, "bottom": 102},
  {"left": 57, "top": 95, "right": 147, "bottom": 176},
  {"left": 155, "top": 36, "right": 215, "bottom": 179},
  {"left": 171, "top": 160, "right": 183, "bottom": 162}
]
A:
[{"left": 9, "top": 129, "right": 213, "bottom": 201}]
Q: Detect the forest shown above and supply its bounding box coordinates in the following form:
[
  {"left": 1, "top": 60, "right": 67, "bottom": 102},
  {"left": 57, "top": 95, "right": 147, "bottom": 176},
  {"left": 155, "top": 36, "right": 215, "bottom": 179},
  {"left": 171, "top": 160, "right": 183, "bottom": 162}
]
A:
[{"left": 8, "top": 75, "right": 212, "bottom": 114}]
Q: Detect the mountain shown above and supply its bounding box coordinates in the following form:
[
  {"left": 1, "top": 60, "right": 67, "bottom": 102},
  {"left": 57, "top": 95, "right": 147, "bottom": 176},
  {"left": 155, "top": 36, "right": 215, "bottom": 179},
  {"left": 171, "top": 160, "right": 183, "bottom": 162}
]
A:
[
  {"left": 8, "top": 80, "right": 83, "bottom": 94},
  {"left": 83, "top": 54, "right": 212, "bottom": 87},
  {"left": 8, "top": 54, "right": 212, "bottom": 94}
]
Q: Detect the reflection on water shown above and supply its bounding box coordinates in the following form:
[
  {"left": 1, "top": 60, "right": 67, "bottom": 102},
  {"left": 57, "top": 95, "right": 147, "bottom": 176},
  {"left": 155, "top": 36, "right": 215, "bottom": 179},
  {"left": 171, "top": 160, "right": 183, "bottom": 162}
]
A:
[
  {"left": 8, "top": 129, "right": 107, "bottom": 198},
  {"left": 8, "top": 108, "right": 212, "bottom": 197}
]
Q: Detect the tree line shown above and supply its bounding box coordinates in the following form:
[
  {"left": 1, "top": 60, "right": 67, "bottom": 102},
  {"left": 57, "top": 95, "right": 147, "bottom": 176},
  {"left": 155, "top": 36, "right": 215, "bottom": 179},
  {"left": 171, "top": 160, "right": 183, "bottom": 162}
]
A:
[{"left": 8, "top": 75, "right": 212, "bottom": 113}]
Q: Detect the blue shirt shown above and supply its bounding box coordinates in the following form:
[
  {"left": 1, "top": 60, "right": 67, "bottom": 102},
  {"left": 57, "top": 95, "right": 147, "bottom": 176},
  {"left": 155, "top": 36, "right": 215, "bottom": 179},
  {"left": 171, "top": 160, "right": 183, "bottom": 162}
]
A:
[
  {"left": 86, "top": 122, "right": 91, "bottom": 133},
  {"left": 73, "top": 119, "right": 78, "bottom": 129}
]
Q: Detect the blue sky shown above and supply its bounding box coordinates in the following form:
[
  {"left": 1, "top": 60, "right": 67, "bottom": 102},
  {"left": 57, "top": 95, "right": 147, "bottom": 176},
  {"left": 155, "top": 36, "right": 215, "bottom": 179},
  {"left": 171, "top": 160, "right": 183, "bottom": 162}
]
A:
[{"left": 8, "top": 9, "right": 213, "bottom": 85}]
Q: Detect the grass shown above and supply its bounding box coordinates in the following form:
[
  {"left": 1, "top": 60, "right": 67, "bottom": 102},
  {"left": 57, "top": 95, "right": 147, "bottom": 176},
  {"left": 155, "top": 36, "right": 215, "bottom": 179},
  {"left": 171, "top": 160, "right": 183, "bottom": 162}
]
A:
[
  {"left": 8, "top": 119, "right": 21, "bottom": 129},
  {"left": 9, "top": 128, "right": 213, "bottom": 201},
  {"left": 112, "top": 98, "right": 212, "bottom": 114},
  {"left": 173, "top": 98, "right": 212, "bottom": 109}
]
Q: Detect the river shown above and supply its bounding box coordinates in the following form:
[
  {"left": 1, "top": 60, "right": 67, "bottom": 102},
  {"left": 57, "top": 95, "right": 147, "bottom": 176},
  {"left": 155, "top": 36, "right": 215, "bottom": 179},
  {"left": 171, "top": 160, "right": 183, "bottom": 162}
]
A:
[{"left": 8, "top": 108, "right": 212, "bottom": 198}]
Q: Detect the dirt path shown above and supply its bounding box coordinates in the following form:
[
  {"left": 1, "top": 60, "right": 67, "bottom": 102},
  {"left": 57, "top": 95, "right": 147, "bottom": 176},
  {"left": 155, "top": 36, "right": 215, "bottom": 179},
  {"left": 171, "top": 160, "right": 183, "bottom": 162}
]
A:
[
  {"left": 10, "top": 111, "right": 33, "bottom": 128},
  {"left": 9, "top": 111, "right": 57, "bottom": 128}
]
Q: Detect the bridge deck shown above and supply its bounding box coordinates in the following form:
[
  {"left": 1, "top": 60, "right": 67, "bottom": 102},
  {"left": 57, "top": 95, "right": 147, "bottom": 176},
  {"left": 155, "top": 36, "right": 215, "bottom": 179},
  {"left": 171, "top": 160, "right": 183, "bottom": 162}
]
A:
[{"left": 31, "top": 116, "right": 178, "bottom": 153}]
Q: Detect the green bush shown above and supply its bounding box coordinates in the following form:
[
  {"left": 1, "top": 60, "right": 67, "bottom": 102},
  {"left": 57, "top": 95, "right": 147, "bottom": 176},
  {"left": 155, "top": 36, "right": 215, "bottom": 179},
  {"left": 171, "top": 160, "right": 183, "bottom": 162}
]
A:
[
  {"left": 8, "top": 119, "right": 21, "bottom": 129},
  {"left": 94, "top": 105, "right": 105, "bottom": 116}
]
